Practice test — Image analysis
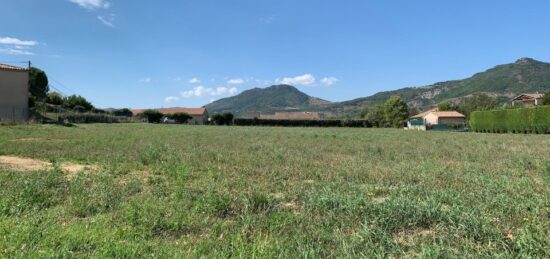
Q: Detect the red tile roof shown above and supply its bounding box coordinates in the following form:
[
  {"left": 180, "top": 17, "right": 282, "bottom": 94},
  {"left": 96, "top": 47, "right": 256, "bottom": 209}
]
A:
[
  {"left": 512, "top": 93, "right": 544, "bottom": 101},
  {"left": 429, "top": 111, "right": 466, "bottom": 118},
  {"left": 411, "top": 109, "right": 465, "bottom": 119},
  {"left": 0, "top": 64, "right": 28, "bottom": 72},
  {"left": 132, "top": 107, "right": 207, "bottom": 116}
]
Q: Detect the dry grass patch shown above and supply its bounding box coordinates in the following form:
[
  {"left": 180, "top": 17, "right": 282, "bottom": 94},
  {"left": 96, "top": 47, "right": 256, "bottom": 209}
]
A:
[{"left": 0, "top": 155, "right": 97, "bottom": 179}]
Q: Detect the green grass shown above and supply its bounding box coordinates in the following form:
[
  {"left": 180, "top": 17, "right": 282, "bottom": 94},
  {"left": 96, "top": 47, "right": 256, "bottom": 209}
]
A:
[{"left": 0, "top": 124, "right": 549, "bottom": 257}]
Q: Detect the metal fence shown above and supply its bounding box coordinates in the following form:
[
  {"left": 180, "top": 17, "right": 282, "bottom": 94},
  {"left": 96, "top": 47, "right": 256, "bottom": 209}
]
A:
[{"left": 0, "top": 106, "right": 28, "bottom": 123}]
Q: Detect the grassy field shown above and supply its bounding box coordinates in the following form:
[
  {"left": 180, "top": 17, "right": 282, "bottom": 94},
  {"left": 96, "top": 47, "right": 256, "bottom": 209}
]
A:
[{"left": 0, "top": 124, "right": 549, "bottom": 257}]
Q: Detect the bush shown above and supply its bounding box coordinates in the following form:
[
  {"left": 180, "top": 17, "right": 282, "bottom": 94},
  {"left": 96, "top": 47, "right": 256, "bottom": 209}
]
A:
[
  {"left": 211, "top": 112, "right": 234, "bottom": 125},
  {"left": 470, "top": 105, "right": 550, "bottom": 134},
  {"left": 59, "top": 113, "right": 131, "bottom": 123},
  {"left": 140, "top": 110, "right": 164, "bottom": 123},
  {"left": 233, "top": 118, "right": 372, "bottom": 128},
  {"left": 112, "top": 108, "right": 133, "bottom": 117},
  {"left": 170, "top": 112, "right": 192, "bottom": 124}
]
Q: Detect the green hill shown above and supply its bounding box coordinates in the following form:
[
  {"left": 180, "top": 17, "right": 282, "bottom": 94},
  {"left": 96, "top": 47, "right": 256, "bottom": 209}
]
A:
[
  {"left": 206, "top": 84, "right": 330, "bottom": 116},
  {"left": 207, "top": 58, "right": 550, "bottom": 117}
]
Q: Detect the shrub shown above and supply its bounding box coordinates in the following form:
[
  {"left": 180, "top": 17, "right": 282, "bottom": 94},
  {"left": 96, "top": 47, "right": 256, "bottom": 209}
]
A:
[
  {"left": 140, "top": 110, "right": 164, "bottom": 123},
  {"left": 211, "top": 112, "right": 234, "bottom": 125},
  {"left": 170, "top": 112, "right": 192, "bottom": 124},
  {"left": 112, "top": 108, "right": 133, "bottom": 117},
  {"left": 470, "top": 105, "right": 550, "bottom": 134},
  {"left": 233, "top": 118, "right": 372, "bottom": 128}
]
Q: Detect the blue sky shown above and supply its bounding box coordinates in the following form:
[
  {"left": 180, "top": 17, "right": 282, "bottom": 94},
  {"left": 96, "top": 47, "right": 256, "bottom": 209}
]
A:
[{"left": 1, "top": 0, "right": 550, "bottom": 108}]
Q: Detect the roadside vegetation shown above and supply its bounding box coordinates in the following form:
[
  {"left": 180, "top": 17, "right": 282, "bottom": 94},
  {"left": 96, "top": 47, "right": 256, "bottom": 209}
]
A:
[{"left": 0, "top": 124, "right": 548, "bottom": 257}]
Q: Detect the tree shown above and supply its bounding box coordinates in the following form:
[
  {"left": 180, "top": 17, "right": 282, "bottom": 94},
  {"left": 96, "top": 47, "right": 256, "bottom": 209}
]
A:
[
  {"left": 170, "top": 112, "right": 192, "bottom": 124},
  {"left": 383, "top": 96, "right": 409, "bottom": 128},
  {"left": 211, "top": 112, "right": 234, "bottom": 125},
  {"left": 360, "top": 108, "right": 369, "bottom": 119},
  {"left": 222, "top": 112, "right": 234, "bottom": 125},
  {"left": 437, "top": 102, "right": 453, "bottom": 111},
  {"left": 112, "top": 108, "right": 133, "bottom": 117},
  {"left": 542, "top": 90, "right": 550, "bottom": 105},
  {"left": 62, "top": 95, "right": 94, "bottom": 111},
  {"left": 140, "top": 109, "right": 164, "bottom": 123},
  {"left": 29, "top": 67, "right": 49, "bottom": 101},
  {"left": 46, "top": 92, "right": 64, "bottom": 105},
  {"left": 366, "top": 105, "right": 385, "bottom": 127},
  {"left": 458, "top": 93, "right": 497, "bottom": 117}
]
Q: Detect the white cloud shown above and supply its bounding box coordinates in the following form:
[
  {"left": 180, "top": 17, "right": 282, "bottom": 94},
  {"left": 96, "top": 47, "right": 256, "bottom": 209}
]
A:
[
  {"left": 139, "top": 77, "right": 152, "bottom": 83},
  {"left": 189, "top": 77, "right": 201, "bottom": 84},
  {"left": 278, "top": 74, "right": 316, "bottom": 86},
  {"left": 260, "top": 16, "right": 275, "bottom": 24},
  {"left": 69, "top": 0, "right": 110, "bottom": 10},
  {"left": 0, "top": 37, "right": 38, "bottom": 55},
  {"left": 320, "top": 77, "right": 338, "bottom": 86},
  {"left": 0, "top": 48, "right": 34, "bottom": 55},
  {"left": 227, "top": 78, "right": 245, "bottom": 85},
  {"left": 164, "top": 96, "right": 180, "bottom": 103},
  {"left": 0, "top": 37, "right": 38, "bottom": 46},
  {"left": 181, "top": 86, "right": 238, "bottom": 98},
  {"left": 97, "top": 14, "right": 115, "bottom": 28}
]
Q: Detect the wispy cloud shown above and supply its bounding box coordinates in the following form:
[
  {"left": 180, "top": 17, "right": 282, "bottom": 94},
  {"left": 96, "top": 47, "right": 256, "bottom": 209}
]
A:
[
  {"left": 0, "top": 49, "right": 34, "bottom": 55},
  {"left": 277, "top": 74, "right": 316, "bottom": 86},
  {"left": 0, "top": 37, "right": 38, "bottom": 46},
  {"left": 97, "top": 14, "right": 116, "bottom": 28},
  {"left": 164, "top": 96, "right": 180, "bottom": 103},
  {"left": 0, "top": 37, "right": 38, "bottom": 55},
  {"left": 189, "top": 77, "right": 201, "bottom": 84},
  {"left": 181, "top": 86, "right": 238, "bottom": 98},
  {"left": 320, "top": 77, "right": 338, "bottom": 86},
  {"left": 138, "top": 77, "right": 152, "bottom": 83},
  {"left": 69, "top": 0, "right": 110, "bottom": 10},
  {"left": 227, "top": 78, "right": 245, "bottom": 85},
  {"left": 260, "top": 16, "right": 275, "bottom": 24}
]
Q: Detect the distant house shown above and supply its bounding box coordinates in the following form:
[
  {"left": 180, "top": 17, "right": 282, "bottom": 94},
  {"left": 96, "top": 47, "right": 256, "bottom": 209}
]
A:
[
  {"left": 408, "top": 109, "right": 466, "bottom": 130},
  {"left": 511, "top": 93, "right": 544, "bottom": 107},
  {"left": 259, "top": 111, "right": 329, "bottom": 120},
  {"left": 0, "top": 64, "right": 29, "bottom": 123},
  {"left": 132, "top": 107, "right": 209, "bottom": 125}
]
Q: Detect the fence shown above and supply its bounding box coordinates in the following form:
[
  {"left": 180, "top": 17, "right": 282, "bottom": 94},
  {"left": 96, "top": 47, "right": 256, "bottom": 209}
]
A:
[{"left": 0, "top": 106, "right": 28, "bottom": 123}]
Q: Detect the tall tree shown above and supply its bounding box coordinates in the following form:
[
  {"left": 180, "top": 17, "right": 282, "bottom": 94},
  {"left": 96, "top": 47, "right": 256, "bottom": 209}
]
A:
[
  {"left": 458, "top": 93, "right": 497, "bottom": 117},
  {"left": 541, "top": 90, "right": 550, "bottom": 105},
  {"left": 29, "top": 67, "right": 49, "bottom": 101},
  {"left": 383, "top": 96, "right": 409, "bottom": 128},
  {"left": 46, "top": 92, "right": 64, "bottom": 105}
]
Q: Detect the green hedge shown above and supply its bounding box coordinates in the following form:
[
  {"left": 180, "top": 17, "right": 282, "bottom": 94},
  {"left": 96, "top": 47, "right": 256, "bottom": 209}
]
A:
[
  {"left": 233, "top": 118, "right": 373, "bottom": 128},
  {"left": 59, "top": 113, "right": 134, "bottom": 124},
  {"left": 470, "top": 106, "right": 550, "bottom": 134}
]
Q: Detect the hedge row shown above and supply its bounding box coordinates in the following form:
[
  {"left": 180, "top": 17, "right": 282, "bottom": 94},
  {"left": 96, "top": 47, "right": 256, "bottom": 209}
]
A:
[
  {"left": 233, "top": 118, "right": 373, "bottom": 128},
  {"left": 470, "top": 106, "right": 550, "bottom": 134},
  {"left": 59, "top": 113, "right": 133, "bottom": 124}
]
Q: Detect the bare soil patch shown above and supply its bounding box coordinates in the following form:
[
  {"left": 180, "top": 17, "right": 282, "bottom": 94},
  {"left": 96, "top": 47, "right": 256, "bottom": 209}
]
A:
[{"left": 0, "top": 155, "right": 97, "bottom": 178}]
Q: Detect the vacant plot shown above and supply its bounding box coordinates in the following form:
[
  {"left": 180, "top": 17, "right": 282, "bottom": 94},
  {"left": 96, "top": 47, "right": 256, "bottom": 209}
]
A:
[{"left": 0, "top": 124, "right": 549, "bottom": 257}]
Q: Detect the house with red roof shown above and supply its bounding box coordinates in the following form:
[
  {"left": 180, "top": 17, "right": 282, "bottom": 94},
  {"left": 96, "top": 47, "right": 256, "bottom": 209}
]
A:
[
  {"left": 132, "top": 107, "right": 209, "bottom": 125},
  {"left": 407, "top": 108, "right": 466, "bottom": 130}
]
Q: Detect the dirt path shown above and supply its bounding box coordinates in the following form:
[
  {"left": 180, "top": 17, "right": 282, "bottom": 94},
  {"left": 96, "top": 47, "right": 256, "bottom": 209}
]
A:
[{"left": 0, "top": 155, "right": 97, "bottom": 178}]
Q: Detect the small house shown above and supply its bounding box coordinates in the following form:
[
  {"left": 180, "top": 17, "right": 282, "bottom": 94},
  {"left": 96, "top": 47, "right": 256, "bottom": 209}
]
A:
[
  {"left": 132, "top": 107, "right": 209, "bottom": 125},
  {"left": 0, "top": 64, "right": 29, "bottom": 123},
  {"left": 408, "top": 109, "right": 466, "bottom": 130},
  {"left": 511, "top": 93, "right": 544, "bottom": 107}
]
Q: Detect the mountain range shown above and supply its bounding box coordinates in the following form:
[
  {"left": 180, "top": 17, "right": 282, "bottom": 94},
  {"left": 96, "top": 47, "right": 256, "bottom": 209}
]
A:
[{"left": 206, "top": 58, "right": 550, "bottom": 117}]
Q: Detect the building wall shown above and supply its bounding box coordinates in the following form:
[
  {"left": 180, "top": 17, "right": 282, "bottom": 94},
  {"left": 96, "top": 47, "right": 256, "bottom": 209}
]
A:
[
  {"left": 188, "top": 113, "right": 208, "bottom": 125},
  {"left": 424, "top": 114, "right": 465, "bottom": 125},
  {"left": 0, "top": 69, "right": 29, "bottom": 122},
  {"left": 423, "top": 113, "right": 439, "bottom": 125}
]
